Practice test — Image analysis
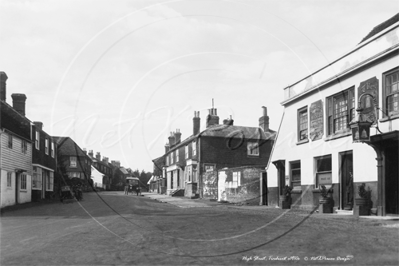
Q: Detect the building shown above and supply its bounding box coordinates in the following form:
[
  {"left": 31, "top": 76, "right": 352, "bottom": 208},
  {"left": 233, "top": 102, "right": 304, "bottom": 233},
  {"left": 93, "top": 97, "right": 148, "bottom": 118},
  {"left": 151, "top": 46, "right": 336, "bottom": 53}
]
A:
[
  {"left": 266, "top": 14, "right": 399, "bottom": 216},
  {"left": 0, "top": 72, "right": 32, "bottom": 208},
  {"left": 53, "top": 137, "right": 92, "bottom": 189},
  {"left": 31, "top": 121, "right": 57, "bottom": 201},
  {"left": 87, "top": 151, "right": 112, "bottom": 190},
  {"left": 157, "top": 106, "right": 275, "bottom": 202}
]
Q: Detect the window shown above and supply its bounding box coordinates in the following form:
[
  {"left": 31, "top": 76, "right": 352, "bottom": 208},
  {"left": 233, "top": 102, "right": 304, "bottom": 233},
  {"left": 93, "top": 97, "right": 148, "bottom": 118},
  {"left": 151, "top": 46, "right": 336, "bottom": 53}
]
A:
[
  {"left": 51, "top": 142, "right": 55, "bottom": 157},
  {"left": 185, "top": 145, "right": 189, "bottom": 159},
  {"left": 8, "top": 134, "right": 12, "bottom": 148},
  {"left": 383, "top": 68, "right": 399, "bottom": 117},
  {"left": 175, "top": 150, "right": 179, "bottom": 163},
  {"left": 232, "top": 171, "right": 241, "bottom": 188},
  {"left": 45, "top": 138, "right": 49, "bottom": 155},
  {"left": 47, "top": 172, "right": 54, "bottom": 191},
  {"left": 290, "top": 161, "right": 301, "bottom": 190},
  {"left": 315, "top": 155, "right": 332, "bottom": 188},
  {"left": 170, "top": 152, "right": 174, "bottom": 164},
  {"left": 70, "top": 156, "right": 77, "bottom": 168},
  {"left": 20, "top": 174, "right": 27, "bottom": 190},
  {"left": 247, "top": 142, "right": 259, "bottom": 156},
  {"left": 7, "top": 172, "right": 12, "bottom": 187},
  {"left": 68, "top": 172, "right": 81, "bottom": 178},
  {"left": 32, "top": 166, "right": 42, "bottom": 190},
  {"left": 298, "top": 107, "right": 308, "bottom": 141},
  {"left": 35, "top": 131, "right": 40, "bottom": 150},
  {"left": 21, "top": 140, "right": 27, "bottom": 154},
  {"left": 166, "top": 155, "right": 170, "bottom": 166},
  {"left": 327, "top": 88, "right": 354, "bottom": 135},
  {"left": 192, "top": 141, "right": 196, "bottom": 156}
]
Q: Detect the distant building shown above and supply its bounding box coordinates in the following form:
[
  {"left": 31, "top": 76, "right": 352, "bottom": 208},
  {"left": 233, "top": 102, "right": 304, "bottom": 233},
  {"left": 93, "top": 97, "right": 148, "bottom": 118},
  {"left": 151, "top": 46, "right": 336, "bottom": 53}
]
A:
[
  {"left": 155, "top": 106, "right": 275, "bottom": 203},
  {"left": 87, "top": 151, "right": 112, "bottom": 190},
  {"left": 0, "top": 72, "right": 32, "bottom": 208},
  {"left": 266, "top": 14, "right": 399, "bottom": 216},
  {"left": 53, "top": 137, "right": 92, "bottom": 189}
]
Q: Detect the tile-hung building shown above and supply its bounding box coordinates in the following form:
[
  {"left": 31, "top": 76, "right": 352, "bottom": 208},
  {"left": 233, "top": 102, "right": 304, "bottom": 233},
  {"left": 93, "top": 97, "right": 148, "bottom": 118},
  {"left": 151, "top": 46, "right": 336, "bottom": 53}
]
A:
[
  {"left": 266, "top": 14, "right": 399, "bottom": 216},
  {"left": 0, "top": 72, "right": 32, "bottom": 208},
  {"left": 31, "top": 121, "right": 57, "bottom": 201},
  {"left": 53, "top": 137, "right": 92, "bottom": 188},
  {"left": 161, "top": 106, "right": 275, "bottom": 199}
]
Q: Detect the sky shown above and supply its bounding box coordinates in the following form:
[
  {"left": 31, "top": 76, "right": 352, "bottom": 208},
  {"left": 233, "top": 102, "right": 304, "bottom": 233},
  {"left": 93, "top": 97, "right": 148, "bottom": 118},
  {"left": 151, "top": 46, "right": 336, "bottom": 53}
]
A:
[{"left": 1, "top": 0, "right": 398, "bottom": 172}]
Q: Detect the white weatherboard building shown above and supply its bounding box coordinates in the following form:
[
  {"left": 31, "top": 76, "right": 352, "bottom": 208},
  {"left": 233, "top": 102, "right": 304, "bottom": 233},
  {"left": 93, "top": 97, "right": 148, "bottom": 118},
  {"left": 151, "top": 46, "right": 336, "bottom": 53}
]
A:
[{"left": 266, "top": 15, "right": 399, "bottom": 216}]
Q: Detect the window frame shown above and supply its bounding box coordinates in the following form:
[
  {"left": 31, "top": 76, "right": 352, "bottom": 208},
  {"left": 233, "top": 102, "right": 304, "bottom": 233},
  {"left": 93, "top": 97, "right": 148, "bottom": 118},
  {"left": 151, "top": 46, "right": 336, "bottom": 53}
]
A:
[
  {"left": 21, "top": 140, "right": 27, "bottom": 154},
  {"left": 297, "top": 106, "right": 308, "bottom": 142},
  {"left": 247, "top": 142, "right": 260, "bottom": 156},
  {"left": 326, "top": 87, "right": 355, "bottom": 136},
  {"left": 8, "top": 134, "right": 12, "bottom": 149},
  {"left": 314, "top": 155, "right": 332, "bottom": 189},
  {"left": 20, "top": 174, "right": 27, "bottom": 190},
  {"left": 45, "top": 138, "right": 49, "bottom": 155},
  {"left": 185, "top": 145, "right": 189, "bottom": 159},
  {"left": 382, "top": 67, "right": 399, "bottom": 118},
  {"left": 47, "top": 172, "right": 54, "bottom": 191},
  {"left": 70, "top": 156, "right": 77, "bottom": 168},
  {"left": 7, "top": 172, "right": 12, "bottom": 187},
  {"left": 35, "top": 131, "right": 40, "bottom": 150},
  {"left": 51, "top": 142, "right": 55, "bottom": 157},
  {"left": 290, "top": 161, "right": 301, "bottom": 190},
  {"left": 192, "top": 141, "right": 197, "bottom": 156}
]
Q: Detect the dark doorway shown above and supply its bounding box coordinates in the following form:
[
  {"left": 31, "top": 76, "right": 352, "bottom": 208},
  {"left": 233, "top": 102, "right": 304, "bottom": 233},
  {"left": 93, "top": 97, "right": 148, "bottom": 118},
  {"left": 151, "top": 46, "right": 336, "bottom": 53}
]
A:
[
  {"left": 340, "top": 152, "right": 353, "bottom": 210},
  {"left": 262, "top": 172, "right": 268, "bottom": 205},
  {"left": 385, "top": 142, "right": 399, "bottom": 214}
]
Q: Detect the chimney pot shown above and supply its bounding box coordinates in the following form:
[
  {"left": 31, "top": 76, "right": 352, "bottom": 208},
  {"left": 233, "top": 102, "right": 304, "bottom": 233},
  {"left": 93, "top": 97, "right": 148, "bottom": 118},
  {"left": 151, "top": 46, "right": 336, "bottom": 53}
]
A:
[{"left": 193, "top": 111, "right": 201, "bottom": 135}]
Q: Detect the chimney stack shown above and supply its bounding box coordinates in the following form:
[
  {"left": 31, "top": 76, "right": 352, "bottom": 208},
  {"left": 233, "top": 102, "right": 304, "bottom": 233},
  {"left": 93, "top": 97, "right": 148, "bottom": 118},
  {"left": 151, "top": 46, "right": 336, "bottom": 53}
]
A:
[
  {"left": 165, "top": 143, "right": 170, "bottom": 153},
  {"left": 96, "top": 152, "right": 101, "bottom": 160},
  {"left": 0, "top": 72, "right": 7, "bottom": 101},
  {"left": 83, "top": 148, "right": 87, "bottom": 155},
  {"left": 193, "top": 111, "right": 200, "bottom": 135},
  {"left": 88, "top": 150, "right": 94, "bottom": 157},
  {"left": 206, "top": 108, "right": 219, "bottom": 128},
  {"left": 174, "top": 129, "right": 181, "bottom": 144},
  {"left": 223, "top": 115, "right": 234, "bottom": 126},
  {"left": 33, "top": 121, "right": 43, "bottom": 131},
  {"left": 11, "top": 93, "right": 27, "bottom": 116},
  {"left": 259, "top": 106, "right": 269, "bottom": 132},
  {"left": 168, "top": 132, "right": 175, "bottom": 147}
]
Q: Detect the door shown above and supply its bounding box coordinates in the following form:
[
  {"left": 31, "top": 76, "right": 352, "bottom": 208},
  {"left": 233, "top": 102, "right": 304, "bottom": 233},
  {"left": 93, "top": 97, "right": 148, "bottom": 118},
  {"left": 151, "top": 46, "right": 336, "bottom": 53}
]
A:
[
  {"left": 340, "top": 152, "right": 353, "bottom": 210},
  {"left": 262, "top": 172, "right": 268, "bottom": 205},
  {"left": 385, "top": 143, "right": 399, "bottom": 214},
  {"left": 218, "top": 171, "right": 226, "bottom": 202}
]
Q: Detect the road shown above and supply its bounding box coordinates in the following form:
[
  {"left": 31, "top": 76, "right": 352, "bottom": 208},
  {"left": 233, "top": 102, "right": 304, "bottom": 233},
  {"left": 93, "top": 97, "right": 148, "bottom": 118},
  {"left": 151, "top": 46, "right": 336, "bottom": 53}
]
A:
[{"left": 1, "top": 191, "right": 398, "bottom": 265}]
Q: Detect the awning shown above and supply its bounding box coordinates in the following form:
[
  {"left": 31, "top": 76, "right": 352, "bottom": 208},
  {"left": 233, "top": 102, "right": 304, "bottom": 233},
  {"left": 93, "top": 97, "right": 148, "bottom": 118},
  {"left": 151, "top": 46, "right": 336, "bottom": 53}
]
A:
[{"left": 126, "top": 176, "right": 139, "bottom": 180}]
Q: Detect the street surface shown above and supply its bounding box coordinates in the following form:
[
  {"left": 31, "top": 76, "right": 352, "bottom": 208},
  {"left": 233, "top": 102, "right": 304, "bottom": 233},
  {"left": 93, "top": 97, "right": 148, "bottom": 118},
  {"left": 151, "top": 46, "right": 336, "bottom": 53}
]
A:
[{"left": 1, "top": 191, "right": 398, "bottom": 265}]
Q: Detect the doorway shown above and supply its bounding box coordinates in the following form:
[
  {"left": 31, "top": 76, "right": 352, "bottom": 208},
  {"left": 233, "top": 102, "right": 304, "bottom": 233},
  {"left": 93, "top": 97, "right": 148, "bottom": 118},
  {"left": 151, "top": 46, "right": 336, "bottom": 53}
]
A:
[
  {"left": 385, "top": 143, "right": 399, "bottom": 214},
  {"left": 340, "top": 151, "right": 353, "bottom": 210},
  {"left": 262, "top": 172, "right": 268, "bottom": 205}
]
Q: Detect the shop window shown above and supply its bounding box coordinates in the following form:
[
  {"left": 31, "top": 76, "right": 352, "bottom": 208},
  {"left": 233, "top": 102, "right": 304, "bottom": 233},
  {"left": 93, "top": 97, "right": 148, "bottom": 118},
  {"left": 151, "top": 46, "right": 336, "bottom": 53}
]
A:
[
  {"left": 315, "top": 155, "right": 332, "bottom": 188},
  {"left": 290, "top": 161, "right": 301, "bottom": 190},
  {"left": 327, "top": 87, "right": 355, "bottom": 135},
  {"left": 298, "top": 107, "right": 308, "bottom": 141},
  {"left": 7, "top": 172, "right": 12, "bottom": 187},
  {"left": 32, "top": 166, "right": 42, "bottom": 190},
  {"left": 383, "top": 68, "right": 399, "bottom": 117},
  {"left": 247, "top": 142, "right": 259, "bottom": 156}
]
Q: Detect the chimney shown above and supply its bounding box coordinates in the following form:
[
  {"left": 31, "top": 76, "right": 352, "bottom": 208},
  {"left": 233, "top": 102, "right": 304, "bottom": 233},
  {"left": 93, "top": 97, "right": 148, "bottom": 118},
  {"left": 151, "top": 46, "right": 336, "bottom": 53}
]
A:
[
  {"left": 223, "top": 115, "right": 234, "bottom": 126},
  {"left": 193, "top": 111, "right": 200, "bottom": 135},
  {"left": 11, "top": 93, "right": 27, "bottom": 116},
  {"left": 168, "top": 132, "right": 175, "bottom": 147},
  {"left": 83, "top": 148, "right": 87, "bottom": 155},
  {"left": 174, "top": 129, "right": 181, "bottom": 144},
  {"left": 259, "top": 106, "right": 269, "bottom": 132},
  {"left": 165, "top": 143, "right": 170, "bottom": 153},
  {"left": 0, "top": 72, "right": 7, "bottom": 101},
  {"left": 102, "top": 156, "right": 108, "bottom": 163},
  {"left": 206, "top": 108, "right": 219, "bottom": 128},
  {"left": 96, "top": 152, "right": 101, "bottom": 160},
  {"left": 111, "top": 160, "right": 121, "bottom": 167},
  {"left": 33, "top": 121, "right": 43, "bottom": 131},
  {"left": 88, "top": 150, "right": 94, "bottom": 157}
]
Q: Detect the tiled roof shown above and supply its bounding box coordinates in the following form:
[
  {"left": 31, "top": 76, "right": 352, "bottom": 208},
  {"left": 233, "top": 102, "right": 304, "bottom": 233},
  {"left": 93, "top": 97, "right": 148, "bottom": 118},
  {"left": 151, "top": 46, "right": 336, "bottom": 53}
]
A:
[
  {"left": 53, "top": 137, "right": 87, "bottom": 157},
  {"left": 199, "top": 124, "right": 275, "bottom": 140},
  {"left": 360, "top": 13, "right": 399, "bottom": 43}
]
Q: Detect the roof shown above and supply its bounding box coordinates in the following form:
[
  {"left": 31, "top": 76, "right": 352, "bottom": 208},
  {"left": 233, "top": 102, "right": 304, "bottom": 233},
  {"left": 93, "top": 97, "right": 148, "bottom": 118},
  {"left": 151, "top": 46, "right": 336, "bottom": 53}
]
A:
[
  {"left": 53, "top": 136, "right": 88, "bottom": 157},
  {"left": 0, "top": 100, "right": 31, "bottom": 140},
  {"left": 199, "top": 124, "right": 275, "bottom": 140},
  {"left": 119, "top": 167, "right": 129, "bottom": 174},
  {"left": 360, "top": 13, "right": 399, "bottom": 43}
]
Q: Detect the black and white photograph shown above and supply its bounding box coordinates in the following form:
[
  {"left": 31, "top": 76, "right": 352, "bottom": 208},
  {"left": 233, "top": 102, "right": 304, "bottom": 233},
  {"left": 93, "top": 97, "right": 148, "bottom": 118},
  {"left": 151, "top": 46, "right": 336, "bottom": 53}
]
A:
[{"left": 0, "top": 0, "right": 398, "bottom": 265}]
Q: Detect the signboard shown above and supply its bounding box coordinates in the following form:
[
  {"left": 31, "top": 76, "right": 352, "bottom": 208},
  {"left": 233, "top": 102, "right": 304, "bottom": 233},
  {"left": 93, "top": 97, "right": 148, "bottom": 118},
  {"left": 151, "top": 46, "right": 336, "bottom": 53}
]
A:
[
  {"left": 358, "top": 77, "right": 379, "bottom": 124},
  {"left": 204, "top": 164, "right": 215, "bottom": 173},
  {"left": 318, "top": 172, "right": 332, "bottom": 185},
  {"left": 309, "top": 100, "right": 323, "bottom": 141}
]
